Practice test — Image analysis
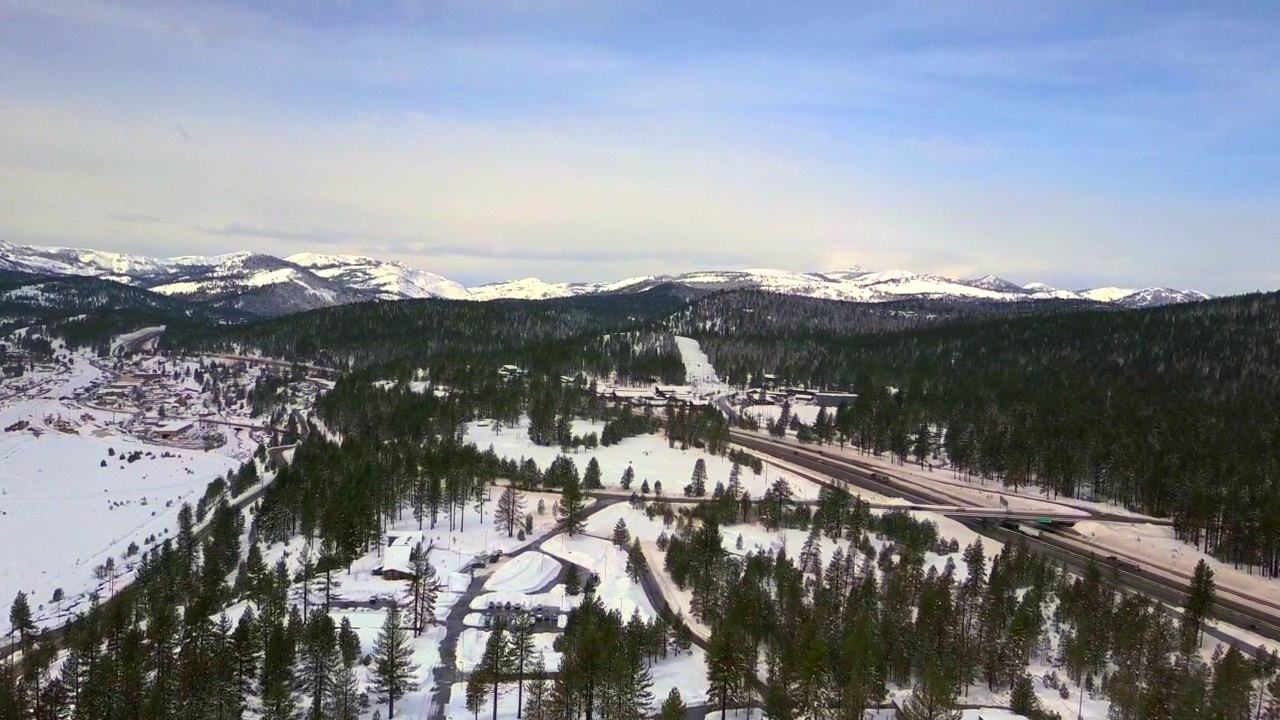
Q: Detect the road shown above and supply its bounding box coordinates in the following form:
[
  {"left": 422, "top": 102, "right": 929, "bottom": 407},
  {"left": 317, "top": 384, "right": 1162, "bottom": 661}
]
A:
[
  {"left": 729, "top": 429, "right": 1280, "bottom": 647},
  {"left": 197, "top": 352, "right": 340, "bottom": 377}
]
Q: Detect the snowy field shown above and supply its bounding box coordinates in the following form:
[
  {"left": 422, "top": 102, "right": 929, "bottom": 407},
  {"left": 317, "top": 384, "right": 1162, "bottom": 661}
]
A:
[
  {"left": 0, "top": 356, "right": 251, "bottom": 629},
  {"left": 465, "top": 417, "right": 821, "bottom": 501}
]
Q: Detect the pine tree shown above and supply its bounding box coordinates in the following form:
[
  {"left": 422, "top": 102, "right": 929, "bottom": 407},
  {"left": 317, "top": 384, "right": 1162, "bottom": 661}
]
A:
[
  {"left": 301, "top": 613, "right": 339, "bottom": 718},
  {"left": 371, "top": 602, "right": 419, "bottom": 718},
  {"left": 478, "top": 619, "right": 514, "bottom": 720},
  {"left": 611, "top": 519, "right": 631, "bottom": 546},
  {"left": 1183, "top": 559, "right": 1216, "bottom": 648},
  {"left": 1264, "top": 674, "right": 1280, "bottom": 720},
  {"left": 409, "top": 542, "right": 439, "bottom": 635},
  {"left": 1009, "top": 674, "right": 1041, "bottom": 717},
  {"left": 261, "top": 620, "right": 300, "bottom": 720},
  {"left": 496, "top": 487, "right": 527, "bottom": 538},
  {"left": 558, "top": 470, "right": 587, "bottom": 536},
  {"left": 798, "top": 523, "right": 823, "bottom": 576},
  {"left": 626, "top": 539, "right": 649, "bottom": 583},
  {"left": 523, "top": 654, "right": 550, "bottom": 720},
  {"left": 658, "top": 688, "right": 686, "bottom": 720},
  {"left": 8, "top": 591, "right": 34, "bottom": 649},
  {"left": 327, "top": 658, "right": 364, "bottom": 720},
  {"left": 466, "top": 671, "right": 487, "bottom": 720},
  {"left": 584, "top": 458, "right": 603, "bottom": 490},
  {"left": 706, "top": 621, "right": 749, "bottom": 719},
  {"left": 688, "top": 458, "right": 708, "bottom": 497},
  {"left": 620, "top": 466, "right": 635, "bottom": 490},
  {"left": 899, "top": 663, "right": 961, "bottom": 720},
  {"left": 725, "top": 462, "right": 742, "bottom": 502},
  {"left": 509, "top": 612, "right": 537, "bottom": 717}
]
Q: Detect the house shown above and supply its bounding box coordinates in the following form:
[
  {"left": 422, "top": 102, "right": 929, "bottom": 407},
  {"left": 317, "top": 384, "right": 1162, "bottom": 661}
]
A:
[
  {"left": 154, "top": 420, "right": 193, "bottom": 440},
  {"left": 376, "top": 531, "right": 426, "bottom": 580},
  {"left": 498, "top": 365, "right": 527, "bottom": 379},
  {"left": 377, "top": 544, "right": 416, "bottom": 581}
]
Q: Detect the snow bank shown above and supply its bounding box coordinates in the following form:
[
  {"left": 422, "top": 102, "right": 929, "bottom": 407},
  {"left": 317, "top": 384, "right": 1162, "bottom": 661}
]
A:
[{"left": 484, "top": 552, "right": 562, "bottom": 594}]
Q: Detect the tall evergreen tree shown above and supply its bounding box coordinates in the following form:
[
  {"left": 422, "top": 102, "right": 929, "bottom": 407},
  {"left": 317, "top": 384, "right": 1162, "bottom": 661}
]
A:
[
  {"left": 477, "top": 619, "right": 514, "bottom": 720},
  {"left": 558, "top": 470, "right": 588, "bottom": 536},
  {"left": 584, "top": 458, "right": 603, "bottom": 490},
  {"left": 1183, "top": 559, "right": 1216, "bottom": 648},
  {"left": 496, "top": 486, "right": 527, "bottom": 538},
  {"left": 8, "top": 592, "right": 34, "bottom": 650},
  {"left": 510, "top": 612, "right": 537, "bottom": 718},
  {"left": 371, "top": 602, "right": 419, "bottom": 718},
  {"left": 658, "top": 688, "right": 686, "bottom": 720}
]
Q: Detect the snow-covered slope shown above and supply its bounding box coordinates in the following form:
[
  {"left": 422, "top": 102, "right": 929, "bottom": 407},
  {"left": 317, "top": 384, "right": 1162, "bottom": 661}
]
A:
[
  {"left": 0, "top": 240, "right": 1213, "bottom": 313},
  {"left": 286, "top": 253, "right": 470, "bottom": 300}
]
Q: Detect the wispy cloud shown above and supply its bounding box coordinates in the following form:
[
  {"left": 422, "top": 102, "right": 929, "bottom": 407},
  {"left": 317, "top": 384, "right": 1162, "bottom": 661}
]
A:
[{"left": 1, "top": 0, "right": 1278, "bottom": 292}]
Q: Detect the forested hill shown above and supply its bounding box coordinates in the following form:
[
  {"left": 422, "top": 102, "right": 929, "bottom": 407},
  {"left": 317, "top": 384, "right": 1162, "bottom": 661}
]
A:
[
  {"left": 694, "top": 291, "right": 1280, "bottom": 577},
  {"left": 164, "top": 290, "right": 692, "bottom": 384},
  {"left": 163, "top": 285, "right": 1280, "bottom": 571},
  {"left": 0, "top": 272, "right": 245, "bottom": 354}
]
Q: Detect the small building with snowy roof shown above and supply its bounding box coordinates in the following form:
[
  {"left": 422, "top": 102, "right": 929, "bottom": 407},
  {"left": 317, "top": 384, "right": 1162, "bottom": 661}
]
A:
[
  {"left": 376, "top": 530, "right": 426, "bottom": 581},
  {"left": 154, "top": 420, "right": 193, "bottom": 439}
]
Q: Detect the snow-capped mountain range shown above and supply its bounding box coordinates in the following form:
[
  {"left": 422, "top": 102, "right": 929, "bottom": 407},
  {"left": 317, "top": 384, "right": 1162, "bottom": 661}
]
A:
[{"left": 0, "top": 240, "right": 1211, "bottom": 316}]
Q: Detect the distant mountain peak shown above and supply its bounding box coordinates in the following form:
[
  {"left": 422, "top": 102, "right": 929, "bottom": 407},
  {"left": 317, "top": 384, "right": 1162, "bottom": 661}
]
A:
[
  {"left": 962, "top": 275, "right": 1027, "bottom": 294},
  {"left": 0, "top": 240, "right": 1213, "bottom": 316}
]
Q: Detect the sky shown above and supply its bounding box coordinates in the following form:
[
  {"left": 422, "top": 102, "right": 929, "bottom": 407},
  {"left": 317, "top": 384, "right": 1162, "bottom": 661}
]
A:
[{"left": 1, "top": 1, "right": 1278, "bottom": 293}]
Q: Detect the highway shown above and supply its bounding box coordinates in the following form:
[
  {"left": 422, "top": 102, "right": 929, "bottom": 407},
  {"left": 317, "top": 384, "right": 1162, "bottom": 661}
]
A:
[{"left": 729, "top": 429, "right": 1280, "bottom": 646}]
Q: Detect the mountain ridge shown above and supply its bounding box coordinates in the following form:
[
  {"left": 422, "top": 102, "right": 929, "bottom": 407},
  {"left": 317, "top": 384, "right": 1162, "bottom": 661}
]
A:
[{"left": 0, "top": 240, "right": 1212, "bottom": 316}]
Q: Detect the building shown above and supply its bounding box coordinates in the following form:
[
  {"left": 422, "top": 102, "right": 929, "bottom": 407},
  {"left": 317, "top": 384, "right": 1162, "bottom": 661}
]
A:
[
  {"left": 814, "top": 391, "right": 859, "bottom": 408},
  {"left": 154, "top": 420, "right": 193, "bottom": 440},
  {"left": 376, "top": 530, "right": 426, "bottom": 581},
  {"left": 498, "top": 365, "right": 527, "bottom": 379}
]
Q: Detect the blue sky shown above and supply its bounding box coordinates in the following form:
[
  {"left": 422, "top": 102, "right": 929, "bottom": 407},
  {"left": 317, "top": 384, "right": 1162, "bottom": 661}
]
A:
[{"left": 1, "top": 1, "right": 1277, "bottom": 292}]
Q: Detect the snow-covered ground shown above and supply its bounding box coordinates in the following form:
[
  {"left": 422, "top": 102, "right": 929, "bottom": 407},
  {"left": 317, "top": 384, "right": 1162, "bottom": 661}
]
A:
[
  {"left": 741, "top": 403, "right": 822, "bottom": 428},
  {"left": 0, "top": 356, "right": 251, "bottom": 629},
  {"left": 540, "top": 534, "right": 656, "bottom": 621},
  {"left": 457, "top": 629, "right": 561, "bottom": 672},
  {"left": 764, "top": 432, "right": 1280, "bottom": 608},
  {"left": 673, "top": 336, "right": 726, "bottom": 394},
  {"left": 466, "top": 417, "right": 821, "bottom": 501},
  {"left": 483, "top": 552, "right": 562, "bottom": 594},
  {"left": 1074, "top": 520, "right": 1280, "bottom": 608},
  {"left": 241, "top": 480, "right": 580, "bottom": 718}
]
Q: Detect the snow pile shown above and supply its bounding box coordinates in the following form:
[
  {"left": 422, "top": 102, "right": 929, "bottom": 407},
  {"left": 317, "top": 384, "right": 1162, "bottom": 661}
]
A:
[
  {"left": 541, "top": 535, "right": 656, "bottom": 621},
  {"left": 484, "top": 553, "right": 562, "bottom": 594}
]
